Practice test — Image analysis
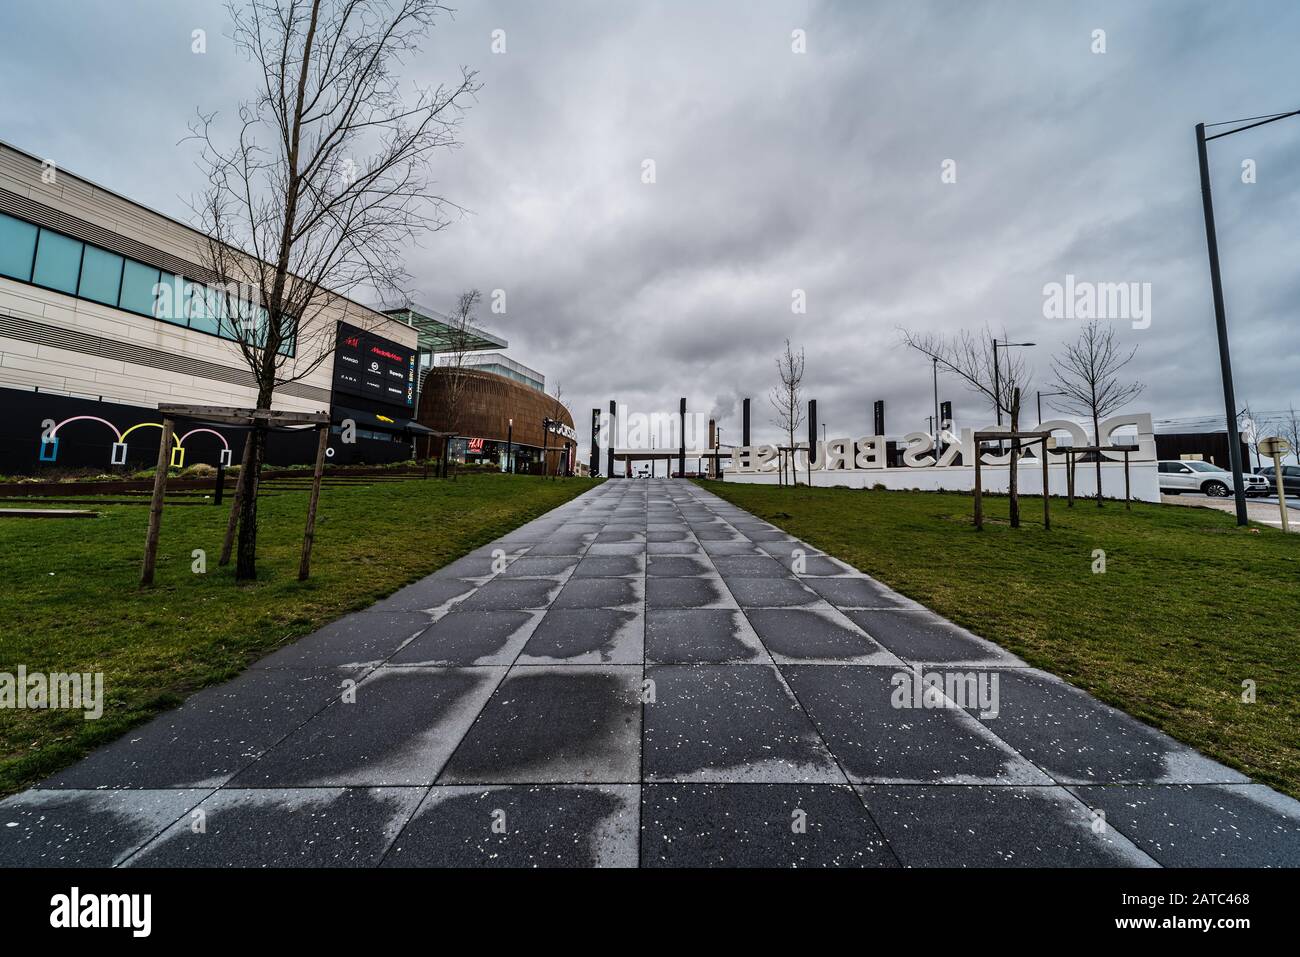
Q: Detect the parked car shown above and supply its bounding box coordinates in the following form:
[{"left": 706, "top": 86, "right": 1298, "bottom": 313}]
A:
[
  {"left": 1157, "top": 459, "right": 1269, "bottom": 497},
  {"left": 1256, "top": 464, "right": 1300, "bottom": 497}
]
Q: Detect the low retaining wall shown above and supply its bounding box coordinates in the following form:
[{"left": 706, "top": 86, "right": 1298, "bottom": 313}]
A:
[{"left": 725, "top": 459, "right": 1161, "bottom": 502}]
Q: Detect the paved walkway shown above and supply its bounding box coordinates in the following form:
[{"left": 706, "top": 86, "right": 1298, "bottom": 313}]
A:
[
  {"left": 4, "top": 480, "right": 1299, "bottom": 867},
  {"left": 1161, "top": 492, "right": 1300, "bottom": 532}
]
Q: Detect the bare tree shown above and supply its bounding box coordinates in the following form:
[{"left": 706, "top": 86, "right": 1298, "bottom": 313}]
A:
[
  {"left": 436, "top": 288, "right": 484, "bottom": 443},
  {"left": 1282, "top": 404, "right": 1300, "bottom": 467},
  {"left": 900, "top": 325, "right": 1033, "bottom": 525},
  {"left": 1048, "top": 319, "right": 1144, "bottom": 505},
  {"left": 546, "top": 382, "right": 571, "bottom": 478},
  {"left": 188, "top": 0, "right": 478, "bottom": 579},
  {"left": 899, "top": 326, "right": 1031, "bottom": 424},
  {"left": 768, "top": 339, "right": 805, "bottom": 485}
]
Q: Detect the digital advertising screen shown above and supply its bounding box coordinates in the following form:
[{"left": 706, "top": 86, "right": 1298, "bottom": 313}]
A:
[{"left": 332, "top": 321, "right": 417, "bottom": 410}]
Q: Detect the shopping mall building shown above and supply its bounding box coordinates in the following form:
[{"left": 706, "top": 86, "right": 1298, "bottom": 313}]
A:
[{"left": 0, "top": 140, "right": 567, "bottom": 474}]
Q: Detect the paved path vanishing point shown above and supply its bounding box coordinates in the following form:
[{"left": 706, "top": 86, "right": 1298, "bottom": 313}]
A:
[{"left": 4, "top": 479, "right": 1299, "bottom": 868}]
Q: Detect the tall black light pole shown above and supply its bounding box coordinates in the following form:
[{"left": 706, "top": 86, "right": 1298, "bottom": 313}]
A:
[
  {"left": 678, "top": 397, "right": 687, "bottom": 478},
  {"left": 607, "top": 400, "right": 616, "bottom": 479},
  {"left": 1194, "top": 110, "right": 1299, "bottom": 524},
  {"left": 506, "top": 417, "right": 513, "bottom": 474}
]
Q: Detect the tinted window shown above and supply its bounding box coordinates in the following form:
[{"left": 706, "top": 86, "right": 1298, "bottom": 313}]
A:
[
  {"left": 1285, "top": 466, "right": 1300, "bottom": 477},
  {"left": 153, "top": 273, "right": 187, "bottom": 325},
  {"left": 119, "top": 260, "right": 161, "bottom": 315},
  {"left": 185, "top": 282, "right": 222, "bottom": 335},
  {"left": 0, "top": 212, "right": 38, "bottom": 281},
  {"left": 31, "top": 229, "right": 83, "bottom": 293},
  {"left": 77, "top": 245, "right": 123, "bottom": 306}
]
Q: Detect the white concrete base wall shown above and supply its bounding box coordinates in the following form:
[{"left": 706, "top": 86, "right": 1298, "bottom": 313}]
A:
[{"left": 724, "top": 460, "right": 1161, "bottom": 502}]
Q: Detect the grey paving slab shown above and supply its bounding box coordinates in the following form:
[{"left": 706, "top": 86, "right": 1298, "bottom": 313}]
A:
[
  {"left": 387, "top": 610, "right": 540, "bottom": 666},
  {"left": 0, "top": 789, "right": 206, "bottom": 867},
  {"left": 645, "top": 609, "right": 766, "bottom": 663},
  {"left": 699, "top": 540, "right": 766, "bottom": 556},
  {"left": 525, "top": 541, "right": 591, "bottom": 556},
  {"left": 571, "top": 555, "right": 643, "bottom": 577},
  {"left": 252, "top": 611, "right": 432, "bottom": 669},
  {"left": 726, "top": 576, "right": 821, "bottom": 608},
  {"left": 711, "top": 554, "right": 791, "bottom": 578},
  {"left": 517, "top": 608, "right": 643, "bottom": 664},
  {"left": 857, "top": 785, "right": 1158, "bottom": 867},
  {"left": 786, "top": 555, "right": 856, "bottom": 576},
  {"left": 230, "top": 667, "right": 503, "bottom": 787},
  {"left": 550, "top": 577, "right": 641, "bottom": 609},
  {"left": 747, "top": 608, "right": 901, "bottom": 665},
  {"left": 643, "top": 664, "right": 843, "bottom": 783},
  {"left": 641, "top": 784, "right": 896, "bottom": 867},
  {"left": 456, "top": 578, "right": 564, "bottom": 611},
  {"left": 586, "top": 542, "right": 647, "bottom": 556},
  {"left": 382, "top": 785, "right": 638, "bottom": 867},
  {"left": 646, "top": 554, "right": 714, "bottom": 577},
  {"left": 40, "top": 667, "right": 349, "bottom": 789},
  {"left": 127, "top": 787, "right": 423, "bottom": 868},
  {"left": 439, "top": 666, "right": 642, "bottom": 784},
  {"left": 363, "top": 576, "right": 480, "bottom": 613},
  {"left": 846, "top": 609, "right": 1025, "bottom": 665},
  {"left": 1071, "top": 784, "right": 1300, "bottom": 867},
  {"left": 961, "top": 668, "right": 1250, "bottom": 785},
  {"left": 495, "top": 556, "right": 578, "bottom": 578},
  {"left": 645, "top": 576, "right": 735, "bottom": 609},
  {"left": 781, "top": 665, "right": 1048, "bottom": 784},
  {"left": 647, "top": 541, "right": 704, "bottom": 555},
  {"left": 797, "top": 575, "right": 909, "bottom": 608}
]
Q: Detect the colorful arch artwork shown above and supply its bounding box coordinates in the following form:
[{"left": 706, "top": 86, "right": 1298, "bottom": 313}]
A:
[{"left": 39, "top": 416, "right": 232, "bottom": 468}]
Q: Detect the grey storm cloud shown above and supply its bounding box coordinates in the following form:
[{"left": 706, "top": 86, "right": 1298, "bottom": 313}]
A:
[{"left": 2, "top": 0, "right": 1298, "bottom": 452}]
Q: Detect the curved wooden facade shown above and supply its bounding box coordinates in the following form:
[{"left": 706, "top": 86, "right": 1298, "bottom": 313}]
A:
[{"left": 417, "top": 366, "right": 576, "bottom": 473}]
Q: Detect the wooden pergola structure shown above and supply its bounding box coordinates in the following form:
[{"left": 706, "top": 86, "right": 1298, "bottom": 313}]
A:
[
  {"left": 971, "top": 433, "right": 1143, "bottom": 529},
  {"left": 972, "top": 429, "right": 1052, "bottom": 531},
  {"left": 140, "top": 405, "right": 330, "bottom": 586}
]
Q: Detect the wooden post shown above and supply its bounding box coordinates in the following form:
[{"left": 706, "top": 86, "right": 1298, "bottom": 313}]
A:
[
  {"left": 298, "top": 424, "right": 330, "bottom": 581},
  {"left": 219, "top": 435, "right": 254, "bottom": 566},
  {"left": 1272, "top": 449, "right": 1290, "bottom": 532},
  {"left": 140, "top": 417, "right": 175, "bottom": 586},
  {"left": 973, "top": 446, "right": 984, "bottom": 530},
  {"left": 1041, "top": 438, "right": 1050, "bottom": 530},
  {"left": 1123, "top": 448, "right": 1132, "bottom": 509}
]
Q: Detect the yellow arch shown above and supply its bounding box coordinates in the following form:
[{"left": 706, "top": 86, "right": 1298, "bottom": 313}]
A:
[{"left": 121, "top": 422, "right": 183, "bottom": 447}]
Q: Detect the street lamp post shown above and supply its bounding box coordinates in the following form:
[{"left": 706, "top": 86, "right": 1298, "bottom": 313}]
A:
[
  {"left": 1193, "top": 109, "right": 1299, "bottom": 525},
  {"left": 932, "top": 356, "right": 940, "bottom": 454},
  {"left": 506, "top": 417, "right": 513, "bottom": 474},
  {"left": 1037, "top": 390, "right": 1065, "bottom": 426},
  {"left": 992, "top": 339, "right": 1035, "bottom": 452}
]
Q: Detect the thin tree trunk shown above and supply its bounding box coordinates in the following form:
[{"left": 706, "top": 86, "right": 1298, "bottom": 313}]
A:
[{"left": 1093, "top": 411, "right": 1103, "bottom": 506}]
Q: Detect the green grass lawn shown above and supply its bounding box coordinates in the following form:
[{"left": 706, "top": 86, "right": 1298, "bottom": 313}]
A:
[
  {"left": 0, "top": 473, "right": 596, "bottom": 796},
  {"left": 700, "top": 482, "right": 1300, "bottom": 798}
]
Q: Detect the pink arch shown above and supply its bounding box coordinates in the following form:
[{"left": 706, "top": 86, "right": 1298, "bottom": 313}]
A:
[
  {"left": 178, "top": 428, "right": 230, "bottom": 450},
  {"left": 50, "top": 416, "right": 123, "bottom": 442}
]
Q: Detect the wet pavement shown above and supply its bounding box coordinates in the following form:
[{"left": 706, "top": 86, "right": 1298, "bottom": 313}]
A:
[{"left": 4, "top": 479, "right": 1299, "bottom": 868}]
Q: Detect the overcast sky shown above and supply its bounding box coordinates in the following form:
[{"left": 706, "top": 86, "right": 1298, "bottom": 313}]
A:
[{"left": 2, "top": 0, "right": 1298, "bottom": 451}]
